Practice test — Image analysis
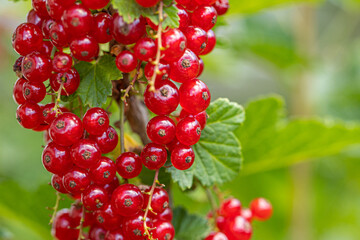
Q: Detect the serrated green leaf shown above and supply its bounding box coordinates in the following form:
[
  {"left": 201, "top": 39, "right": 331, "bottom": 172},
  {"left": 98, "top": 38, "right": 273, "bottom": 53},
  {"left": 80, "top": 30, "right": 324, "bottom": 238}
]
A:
[
  {"left": 168, "top": 98, "right": 245, "bottom": 190},
  {"left": 172, "top": 207, "right": 210, "bottom": 240},
  {"left": 74, "top": 55, "right": 122, "bottom": 107}
]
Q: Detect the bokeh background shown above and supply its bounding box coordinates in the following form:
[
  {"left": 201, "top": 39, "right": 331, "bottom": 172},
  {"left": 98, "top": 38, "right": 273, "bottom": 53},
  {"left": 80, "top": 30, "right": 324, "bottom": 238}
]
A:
[{"left": 1, "top": 0, "right": 360, "bottom": 239}]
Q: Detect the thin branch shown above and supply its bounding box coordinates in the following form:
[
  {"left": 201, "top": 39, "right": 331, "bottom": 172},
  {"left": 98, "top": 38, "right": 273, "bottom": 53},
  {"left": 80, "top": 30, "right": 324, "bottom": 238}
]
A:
[
  {"left": 143, "top": 169, "right": 160, "bottom": 239},
  {"left": 77, "top": 205, "right": 85, "bottom": 240},
  {"left": 122, "top": 61, "right": 142, "bottom": 104},
  {"left": 49, "top": 191, "right": 61, "bottom": 225},
  {"left": 205, "top": 188, "right": 217, "bottom": 221},
  {"left": 119, "top": 100, "right": 125, "bottom": 154},
  {"left": 52, "top": 81, "right": 64, "bottom": 118}
]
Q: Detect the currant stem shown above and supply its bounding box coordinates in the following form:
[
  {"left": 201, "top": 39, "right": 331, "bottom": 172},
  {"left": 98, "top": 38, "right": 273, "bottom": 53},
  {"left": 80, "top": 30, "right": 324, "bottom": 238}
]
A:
[
  {"left": 143, "top": 169, "right": 160, "bottom": 239},
  {"left": 205, "top": 187, "right": 218, "bottom": 221},
  {"left": 49, "top": 191, "right": 61, "bottom": 225},
  {"left": 122, "top": 61, "right": 142, "bottom": 103},
  {"left": 52, "top": 81, "right": 64, "bottom": 118},
  {"left": 213, "top": 185, "right": 224, "bottom": 204},
  {"left": 77, "top": 205, "right": 85, "bottom": 240},
  {"left": 119, "top": 100, "right": 125, "bottom": 154}
]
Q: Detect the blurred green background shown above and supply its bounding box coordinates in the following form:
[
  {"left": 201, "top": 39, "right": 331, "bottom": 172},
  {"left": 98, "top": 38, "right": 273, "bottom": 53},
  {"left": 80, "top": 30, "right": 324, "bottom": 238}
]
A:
[{"left": 2, "top": 0, "right": 360, "bottom": 239}]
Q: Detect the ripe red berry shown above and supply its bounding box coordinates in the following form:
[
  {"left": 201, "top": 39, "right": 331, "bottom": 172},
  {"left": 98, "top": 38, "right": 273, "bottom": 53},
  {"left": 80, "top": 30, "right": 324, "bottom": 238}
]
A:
[
  {"left": 115, "top": 51, "right": 138, "bottom": 73},
  {"left": 219, "top": 198, "right": 242, "bottom": 217},
  {"left": 179, "top": 79, "right": 211, "bottom": 114},
  {"left": 178, "top": 1, "right": 198, "bottom": 11},
  {"left": 184, "top": 26, "right": 208, "bottom": 55},
  {"left": 116, "top": 152, "right": 143, "bottom": 179},
  {"left": 92, "top": 12, "right": 113, "bottom": 43},
  {"left": 62, "top": 4, "right": 93, "bottom": 37},
  {"left": 147, "top": 116, "right": 176, "bottom": 145},
  {"left": 69, "top": 202, "right": 95, "bottom": 227},
  {"left": 12, "top": 23, "right": 43, "bottom": 56},
  {"left": 27, "top": 9, "right": 43, "bottom": 29},
  {"left": 177, "top": 7, "right": 190, "bottom": 30},
  {"left": 70, "top": 139, "right": 101, "bottom": 169},
  {"left": 16, "top": 102, "right": 42, "bottom": 129},
  {"left": 32, "top": 0, "right": 50, "bottom": 18},
  {"left": 89, "top": 225, "right": 107, "bottom": 240},
  {"left": 180, "top": 109, "right": 207, "bottom": 130},
  {"left": 151, "top": 207, "right": 173, "bottom": 222},
  {"left": 111, "top": 13, "right": 146, "bottom": 45},
  {"left": 161, "top": 28, "right": 187, "bottom": 62},
  {"left": 89, "top": 125, "right": 118, "bottom": 153},
  {"left": 22, "top": 52, "right": 52, "bottom": 82},
  {"left": 144, "top": 80, "right": 179, "bottom": 115},
  {"left": 192, "top": 6, "right": 218, "bottom": 31},
  {"left": 201, "top": 29, "right": 216, "bottom": 55},
  {"left": 107, "top": 229, "right": 125, "bottom": 240},
  {"left": 144, "top": 61, "right": 171, "bottom": 81},
  {"left": 94, "top": 204, "right": 122, "bottom": 230},
  {"left": 46, "top": 0, "right": 70, "bottom": 21},
  {"left": 134, "top": 37, "right": 157, "bottom": 62},
  {"left": 83, "top": 107, "right": 110, "bottom": 136},
  {"left": 165, "top": 137, "right": 181, "bottom": 153},
  {"left": 198, "top": 57, "right": 204, "bottom": 77},
  {"left": 135, "top": 0, "right": 160, "bottom": 7},
  {"left": 216, "top": 215, "right": 226, "bottom": 231},
  {"left": 13, "top": 56, "right": 24, "bottom": 77},
  {"left": 51, "top": 209, "right": 79, "bottom": 240},
  {"left": 111, "top": 184, "right": 144, "bottom": 217},
  {"left": 39, "top": 40, "right": 54, "bottom": 56},
  {"left": 42, "top": 142, "right": 72, "bottom": 175},
  {"left": 90, "top": 156, "right": 116, "bottom": 185},
  {"left": 250, "top": 197, "right": 273, "bottom": 221},
  {"left": 176, "top": 117, "right": 202, "bottom": 146},
  {"left": 171, "top": 144, "right": 195, "bottom": 170},
  {"left": 205, "top": 232, "right": 228, "bottom": 240},
  {"left": 195, "top": 0, "right": 217, "bottom": 5},
  {"left": 13, "top": 78, "right": 27, "bottom": 105},
  {"left": 70, "top": 35, "right": 99, "bottom": 62},
  {"left": 49, "top": 22, "right": 69, "bottom": 48},
  {"left": 82, "top": 0, "right": 110, "bottom": 9},
  {"left": 141, "top": 143, "right": 168, "bottom": 170},
  {"left": 52, "top": 52, "right": 73, "bottom": 73},
  {"left": 82, "top": 186, "right": 108, "bottom": 211},
  {"left": 42, "top": 103, "right": 69, "bottom": 125},
  {"left": 63, "top": 168, "right": 90, "bottom": 194},
  {"left": 223, "top": 216, "right": 252, "bottom": 240},
  {"left": 169, "top": 49, "right": 200, "bottom": 83},
  {"left": 51, "top": 174, "right": 69, "bottom": 193},
  {"left": 42, "top": 19, "right": 54, "bottom": 38},
  {"left": 49, "top": 112, "right": 84, "bottom": 147},
  {"left": 241, "top": 208, "right": 253, "bottom": 222},
  {"left": 214, "top": 0, "right": 229, "bottom": 16},
  {"left": 22, "top": 81, "right": 46, "bottom": 103},
  {"left": 50, "top": 68, "right": 80, "bottom": 96},
  {"left": 123, "top": 213, "right": 152, "bottom": 240},
  {"left": 143, "top": 187, "right": 169, "bottom": 214},
  {"left": 152, "top": 221, "right": 175, "bottom": 240}
]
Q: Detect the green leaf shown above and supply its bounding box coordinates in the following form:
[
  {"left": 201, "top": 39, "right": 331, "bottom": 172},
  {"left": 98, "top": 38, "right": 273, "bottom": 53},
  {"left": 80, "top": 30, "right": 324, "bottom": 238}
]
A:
[
  {"left": 172, "top": 207, "right": 210, "bottom": 240},
  {"left": 74, "top": 55, "right": 122, "bottom": 107},
  {"left": 168, "top": 98, "right": 245, "bottom": 190},
  {"left": 236, "top": 95, "right": 360, "bottom": 175}
]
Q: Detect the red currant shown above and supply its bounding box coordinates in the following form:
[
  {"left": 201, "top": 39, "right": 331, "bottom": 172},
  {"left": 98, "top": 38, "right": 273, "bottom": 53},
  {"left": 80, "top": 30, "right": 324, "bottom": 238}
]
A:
[
  {"left": 180, "top": 109, "right": 207, "bottom": 130},
  {"left": 82, "top": 0, "right": 110, "bottom": 9},
  {"left": 49, "top": 22, "right": 69, "bottom": 48},
  {"left": 214, "top": 0, "right": 229, "bottom": 16},
  {"left": 82, "top": 185, "right": 108, "bottom": 211},
  {"left": 250, "top": 197, "right": 273, "bottom": 221},
  {"left": 161, "top": 28, "right": 187, "bottom": 62},
  {"left": 111, "top": 13, "right": 146, "bottom": 45},
  {"left": 219, "top": 198, "right": 242, "bottom": 217},
  {"left": 41, "top": 19, "right": 54, "bottom": 38},
  {"left": 70, "top": 35, "right": 99, "bottom": 62},
  {"left": 39, "top": 40, "right": 54, "bottom": 55},
  {"left": 115, "top": 51, "right": 138, "bottom": 73},
  {"left": 141, "top": 143, "right": 168, "bottom": 170},
  {"left": 16, "top": 102, "right": 42, "bottom": 129},
  {"left": 184, "top": 26, "right": 208, "bottom": 55},
  {"left": 147, "top": 116, "right": 176, "bottom": 145},
  {"left": 152, "top": 207, "right": 173, "bottom": 222},
  {"left": 46, "top": 0, "right": 70, "bottom": 21},
  {"left": 13, "top": 78, "right": 27, "bottom": 105},
  {"left": 42, "top": 142, "right": 72, "bottom": 175},
  {"left": 165, "top": 137, "right": 181, "bottom": 153},
  {"left": 32, "top": 0, "right": 50, "bottom": 18},
  {"left": 135, "top": 0, "right": 160, "bottom": 7},
  {"left": 70, "top": 139, "right": 101, "bottom": 169},
  {"left": 179, "top": 78, "right": 211, "bottom": 114},
  {"left": 42, "top": 103, "right": 69, "bottom": 125},
  {"left": 216, "top": 215, "right": 226, "bottom": 231},
  {"left": 195, "top": 0, "right": 217, "bottom": 5},
  {"left": 241, "top": 208, "right": 253, "bottom": 222},
  {"left": 27, "top": 9, "right": 43, "bottom": 29},
  {"left": 116, "top": 152, "right": 143, "bottom": 179},
  {"left": 69, "top": 202, "right": 95, "bottom": 227},
  {"left": 176, "top": 116, "right": 201, "bottom": 146},
  {"left": 205, "top": 232, "right": 228, "bottom": 240},
  {"left": 83, "top": 107, "right": 110, "bottom": 136},
  {"left": 152, "top": 221, "right": 175, "bottom": 240},
  {"left": 51, "top": 174, "right": 69, "bottom": 193},
  {"left": 12, "top": 23, "right": 43, "bottom": 56},
  {"left": 107, "top": 229, "right": 125, "bottom": 240},
  {"left": 50, "top": 68, "right": 80, "bottom": 96},
  {"left": 92, "top": 12, "right": 113, "bottom": 43},
  {"left": 198, "top": 57, "right": 204, "bottom": 77},
  {"left": 22, "top": 52, "right": 52, "bottom": 82},
  {"left": 111, "top": 184, "right": 144, "bottom": 216},
  {"left": 143, "top": 187, "right": 169, "bottom": 214},
  {"left": 94, "top": 203, "right": 123, "bottom": 230},
  {"left": 169, "top": 49, "right": 200, "bottom": 83},
  {"left": 192, "top": 6, "right": 218, "bottom": 31},
  {"left": 13, "top": 56, "right": 24, "bottom": 77},
  {"left": 90, "top": 156, "right": 116, "bottom": 185},
  {"left": 223, "top": 216, "right": 252, "bottom": 240},
  {"left": 171, "top": 144, "right": 195, "bottom": 170},
  {"left": 61, "top": 4, "right": 93, "bottom": 37},
  {"left": 52, "top": 52, "right": 73, "bottom": 73},
  {"left": 22, "top": 81, "right": 46, "bottom": 103},
  {"left": 177, "top": 6, "right": 190, "bottom": 30},
  {"left": 51, "top": 209, "right": 79, "bottom": 240},
  {"left": 123, "top": 213, "right": 152, "bottom": 240},
  {"left": 63, "top": 168, "right": 90, "bottom": 194},
  {"left": 89, "top": 125, "right": 118, "bottom": 153},
  {"left": 134, "top": 37, "right": 157, "bottom": 62},
  {"left": 144, "top": 61, "right": 171, "bottom": 81},
  {"left": 89, "top": 225, "right": 107, "bottom": 240},
  {"left": 201, "top": 29, "right": 216, "bottom": 55}
]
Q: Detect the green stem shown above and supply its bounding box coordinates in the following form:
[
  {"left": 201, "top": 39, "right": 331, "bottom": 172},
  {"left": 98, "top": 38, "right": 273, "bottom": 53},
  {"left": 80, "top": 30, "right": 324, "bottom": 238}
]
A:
[{"left": 119, "top": 100, "right": 125, "bottom": 154}]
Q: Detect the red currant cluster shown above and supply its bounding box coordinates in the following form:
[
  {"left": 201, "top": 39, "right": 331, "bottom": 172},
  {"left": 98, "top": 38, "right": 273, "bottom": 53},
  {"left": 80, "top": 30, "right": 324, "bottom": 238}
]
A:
[{"left": 206, "top": 197, "right": 273, "bottom": 240}]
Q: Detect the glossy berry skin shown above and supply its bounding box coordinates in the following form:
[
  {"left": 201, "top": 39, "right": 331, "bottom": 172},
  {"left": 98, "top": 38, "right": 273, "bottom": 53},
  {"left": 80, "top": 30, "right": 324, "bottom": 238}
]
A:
[
  {"left": 107, "top": 229, "right": 125, "bottom": 240},
  {"left": 89, "top": 225, "right": 107, "bottom": 240},
  {"left": 152, "top": 221, "right": 175, "bottom": 240},
  {"left": 177, "top": 7, "right": 190, "bottom": 30},
  {"left": 82, "top": 0, "right": 110, "bottom": 9},
  {"left": 135, "top": 0, "right": 160, "bottom": 7},
  {"left": 62, "top": 168, "right": 90, "bottom": 194},
  {"left": 90, "top": 156, "right": 116, "bottom": 185},
  {"left": 13, "top": 78, "right": 27, "bottom": 105},
  {"left": 40, "top": 40, "right": 54, "bottom": 55},
  {"left": 94, "top": 204, "right": 122, "bottom": 231},
  {"left": 69, "top": 202, "right": 95, "bottom": 227},
  {"left": 49, "top": 22, "right": 69, "bottom": 48},
  {"left": 83, "top": 107, "right": 109, "bottom": 136},
  {"left": 70, "top": 35, "right": 99, "bottom": 62},
  {"left": 111, "top": 13, "right": 146, "bottom": 45},
  {"left": 51, "top": 209, "right": 79, "bottom": 240},
  {"left": 192, "top": 6, "right": 218, "bottom": 31},
  {"left": 170, "top": 49, "right": 200, "bottom": 83},
  {"left": 153, "top": 207, "right": 173, "bottom": 222},
  {"left": 51, "top": 174, "right": 69, "bottom": 193},
  {"left": 89, "top": 126, "right": 118, "bottom": 153},
  {"left": 12, "top": 23, "right": 43, "bottom": 56},
  {"left": 52, "top": 52, "right": 73, "bottom": 73},
  {"left": 42, "top": 103, "right": 69, "bottom": 125},
  {"left": 111, "top": 184, "right": 144, "bottom": 217},
  {"left": 216, "top": 215, "right": 226, "bottom": 231},
  {"left": 13, "top": 56, "right": 24, "bottom": 77},
  {"left": 134, "top": 37, "right": 157, "bottom": 62},
  {"left": 241, "top": 208, "right": 253, "bottom": 222},
  {"left": 123, "top": 213, "right": 152, "bottom": 240},
  {"left": 46, "top": 0, "right": 70, "bottom": 21},
  {"left": 198, "top": 57, "right": 204, "bottom": 76},
  {"left": 82, "top": 186, "right": 108, "bottom": 211},
  {"left": 195, "top": 0, "right": 217, "bottom": 4},
  {"left": 176, "top": 117, "right": 201, "bottom": 146},
  {"left": 116, "top": 152, "right": 143, "bottom": 179},
  {"left": 171, "top": 144, "right": 195, "bottom": 170},
  {"left": 201, "top": 29, "right": 216, "bottom": 55},
  {"left": 32, "top": 0, "right": 50, "bottom": 18},
  {"left": 50, "top": 68, "right": 80, "bottom": 96},
  {"left": 115, "top": 51, "right": 138, "bottom": 73},
  {"left": 41, "top": 19, "right": 54, "bottom": 38},
  {"left": 143, "top": 187, "right": 169, "bottom": 214},
  {"left": 147, "top": 116, "right": 176, "bottom": 145},
  {"left": 144, "top": 80, "right": 179, "bottom": 115},
  {"left": 70, "top": 139, "right": 101, "bottom": 169},
  {"left": 214, "top": 0, "right": 229, "bottom": 16},
  {"left": 219, "top": 198, "right": 242, "bottom": 217},
  {"left": 61, "top": 5, "right": 93, "bottom": 37},
  {"left": 179, "top": 79, "right": 211, "bottom": 114},
  {"left": 22, "top": 52, "right": 52, "bottom": 83},
  {"left": 250, "top": 198, "right": 273, "bottom": 221},
  {"left": 161, "top": 28, "right": 187, "bottom": 62},
  {"left": 49, "top": 112, "right": 84, "bottom": 147},
  {"left": 92, "top": 12, "right": 113, "bottom": 43},
  {"left": 223, "top": 216, "right": 252, "bottom": 240},
  {"left": 144, "top": 61, "right": 171, "bottom": 81},
  {"left": 180, "top": 109, "right": 207, "bottom": 130},
  {"left": 22, "top": 81, "right": 46, "bottom": 103},
  {"left": 27, "top": 9, "right": 43, "bottom": 29},
  {"left": 205, "top": 232, "right": 229, "bottom": 240},
  {"left": 141, "top": 143, "right": 168, "bottom": 170},
  {"left": 42, "top": 142, "right": 72, "bottom": 175},
  {"left": 16, "top": 102, "right": 42, "bottom": 129},
  {"left": 184, "top": 26, "right": 208, "bottom": 55}
]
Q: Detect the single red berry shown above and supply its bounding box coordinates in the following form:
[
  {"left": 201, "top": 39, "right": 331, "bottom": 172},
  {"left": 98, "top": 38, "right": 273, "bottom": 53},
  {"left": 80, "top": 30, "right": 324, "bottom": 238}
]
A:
[
  {"left": 102, "top": 176, "right": 120, "bottom": 198},
  {"left": 13, "top": 56, "right": 24, "bottom": 77},
  {"left": 143, "top": 187, "right": 169, "bottom": 214},
  {"left": 214, "top": 0, "right": 229, "bottom": 16},
  {"left": 82, "top": 186, "right": 108, "bottom": 211},
  {"left": 147, "top": 116, "right": 176, "bottom": 145},
  {"left": 195, "top": 0, "right": 217, "bottom": 5},
  {"left": 169, "top": 49, "right": 200, "bottom": 83},
  {"left": 90, "top": 156, "right": 116, "bottom": 185},
  {"left": 176, "top": 117, "right": 201, "bottom": 146},
  {"left": 50, "top": 68, "right": 80, "bottom": 96},
  {"left": 250, "top": 197, "right": 273, "bottom": 221},
  {"left": 144, "top": 80, "right": 179, "bottom": 115},
  {"left": 219, "top": 198, "right": 242, "bottom": 217},
  {"left": 177, "top": 6, "right": 190, "bottom": 30},
  {"left": 151, "top": 221, "right": 175, "bottom": 240},
  {"left": 46, "top": 0, "right": 70, "bottom": 21},
  {"left": 70, "top": 139, "right": 101, "bottom": 169},
  {"left": 89, "top": 225, "right": 107, "bottom": 240},
  {"left": 144, "top": 61, "right": 171, "bottom": 82},
  {"left": 135, "top": 0, "right": 160, "bottom": 7},
  {"left": 32, "top": 0, "right": 50, "bottom": 18},
  {"left": 51, "top": 209, "right": 79, "bottom": 240},
  {"left": 16, "top": 102, "right": 42, "bottom": 129},
  {"left": 223, "top": 216, "right": 252, "bottom": 240},
  {"left": 92, "top": 12, "right": 113, "bottom": 43},
  {"left": 115, "top": 51, "right": 138, "bottom": 73},
  {"left": 161, "top": 28, "right": 187, "bottom": 62},
  {"left": 216, "top": 216, "right": 226, "bottom": 231},
  {"left": 171, "top": 144, "right": 195, "bottom": 170},
  {"left": 83, "top": 107, "right": 110, "bottom": 136},
  {"left": 42, "top": 142, "right": 72, "bottom": 175},
  {"left": 111, "top": 184, "right": 144, "bottom": 217},
  {"left": 184, "top": 26, "right": 208, "bottom": 55},
  {"left": 22, "top": 81, "right": 46, "bottom": 103},
  {"left": 141, "top": 143, "right": 168, "bottom": 170},
  {"left": 42, "top": 19, "right": 54, "bottom": 38},
  {"left": 39, "top": 40, "right": 54, "bottom": 56},
  {"left": 192, "top": 6, "right": 217, "bottom": 31},
  {"left": 62, "top": 168, "right": 90, "bottom": 194},
  {"left": 198, "top": 57, "right": 204, "bottom": 77},
  {"left": 107, "top": 229, "right": 125, "bottom": 240},
  {"left": 70, "top": 35, "right": 99, "bottom": 62},
  {"left": 205, "top": 232, "right": 229, "bottom": 240},
  {"left": 134, "top": 37, "right": 157, "bottom": 62},
  {"left": 49, "top": 112, "right": 84, "bottom": 147},
  {"left": 201, "top": 29, "right": 216, "bottom": 55},
  {"left": 111, "top": 13, "right": 146, "bottom": 45},
  {"left": 51, "top": 174, "right": 69, "bottom": 193},
  {"left": 123, "top": 213, "right": 152, "bottom": 240},
  {"left": 49, "top": 22, "right": 69, "bottom": 48},
  {"left": 178, "top": 1, "right": 198, "bottom": 11},
  {"left": 61, "top": 4, "right": 93, "bottom": 37},
  {"left": 42, "top": 103, "right": 69, "bottom": 125},
  {"left": 179, "top": 109, "right": 208, "bottom": 130},
  {"left": 13, "top": 78, "right": 27, "bottom": 105},
  {"left": 27, "top": 9, "right": 43, "bottom": 29},
  {"left": 69, "top": 202, "right": 95, "bottom": 227},
  {"left": 115, "top": 152, "right": 143, "bottom": 179},
  {"left": 22, "top": 52, "right": 52, "bottom": 82},
  {"left": 82, "top": 0, "right": 110, "bottom": 9},
  {"left": 150, "top": 207, "right": 173, "bottom": 222},
  {"left": 241, "top": 208, "right": 253, "bottom": 222},
  {"left": 12, "top": 23, "right": 43, "bottom": 56},
  {"left": 179, "top": 79, "right": 211, "bottom": 114},
  {"left": 94, "top": 204, "right": 123, "bottom": 231},
  {"left": 52, "top": 52, "right": 73, "bottom": 73},
  {"left": 89, "top": 125, "right": 118, "bottom": 153}
]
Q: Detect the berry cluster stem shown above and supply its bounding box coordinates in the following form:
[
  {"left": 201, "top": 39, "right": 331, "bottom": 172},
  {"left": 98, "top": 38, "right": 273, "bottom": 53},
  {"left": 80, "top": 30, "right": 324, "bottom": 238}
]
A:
[
  {"left": 52, "top": 81, "right": 64, "bottom": 117},
  {"left": 122, "top": 61, "right": 142, "bottom": 103},
  {"left": 49, "top": 191, "right": 61, "bottom": 224},
  {"left": 77, "top": 205, "right": 85, "bottom": 240},
  {"left": 119, "top": 100, "right": 125, "bottom": 154},
  {"left": 143, "top": 169, "right": 160, "bottom": 239},
  {"left": 205, "top": 187, "right": 218, "bottom": 225}
]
